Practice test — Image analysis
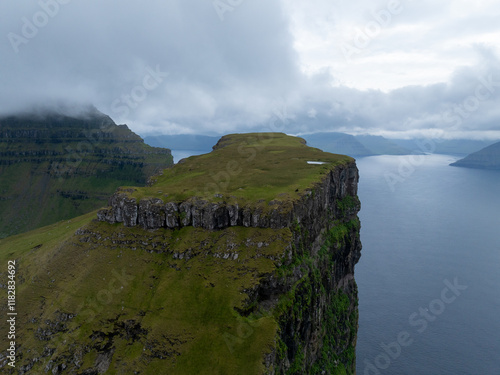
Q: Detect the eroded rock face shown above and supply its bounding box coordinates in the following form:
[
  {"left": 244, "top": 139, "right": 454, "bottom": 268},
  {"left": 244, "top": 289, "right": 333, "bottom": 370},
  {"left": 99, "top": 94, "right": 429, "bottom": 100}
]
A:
[
  {"left": 138, "top": 198, "right": 165, "bottom": 229},
  {"left": 94, "top": 161, "right": 362, "bottom": 374},
  {"left": 97, "top": 162, "right": 359, "bottom": 232},
  {"left": 165, "top": 202, "right": 179, "bottom": 228}
]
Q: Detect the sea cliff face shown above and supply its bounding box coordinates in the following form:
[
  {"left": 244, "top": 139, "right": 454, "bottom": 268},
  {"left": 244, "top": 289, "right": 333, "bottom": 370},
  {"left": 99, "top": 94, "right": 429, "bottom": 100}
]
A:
[
  {"left": 0, "top": 133, "right": 361, "bottom": 374},
  {"left": 97, "top": 163, "right": 358, "bottom": 231},
  {"left": 259, "top": 162, "right": 361, "bottom": 374},
  {"left": 96, "top": 134, "right": 362, "bottom": 373}
]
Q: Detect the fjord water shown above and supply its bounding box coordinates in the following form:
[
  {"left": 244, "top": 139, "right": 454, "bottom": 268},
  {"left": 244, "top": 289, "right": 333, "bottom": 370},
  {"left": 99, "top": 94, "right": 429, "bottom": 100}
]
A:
[
  {"left": 355, "top": 154, "right": 500, "bottom": 375},
  {"left": 171, "top": 149, "right": 207, "bottom": 164}
]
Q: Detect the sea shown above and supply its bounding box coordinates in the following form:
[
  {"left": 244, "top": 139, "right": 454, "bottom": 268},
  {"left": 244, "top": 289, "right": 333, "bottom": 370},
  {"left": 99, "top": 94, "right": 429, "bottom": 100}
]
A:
[
  {"left": 355, "top": 154, "right": 500, "bottom": 375},
  {"left": 171, "top": 149, "right": 208, "bottom": 164},
  {"left": 171, "top": 150, "right": 500, "bottom": 374}
]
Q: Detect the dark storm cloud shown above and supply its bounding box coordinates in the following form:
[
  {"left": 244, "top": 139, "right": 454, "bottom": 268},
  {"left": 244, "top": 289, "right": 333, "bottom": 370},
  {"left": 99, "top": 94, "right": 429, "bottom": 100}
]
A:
[
  {"left": 0, "top": 0, "right": 299, "bottom": 132},
  {"left": 0, "top": 0, "right": 499, "bottom": 139}
]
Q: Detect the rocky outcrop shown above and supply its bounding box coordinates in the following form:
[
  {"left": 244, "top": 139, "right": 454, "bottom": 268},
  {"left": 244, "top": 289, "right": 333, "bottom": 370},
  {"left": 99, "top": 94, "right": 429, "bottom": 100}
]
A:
[
  {"left": 97, "top": 161, "right": 359, "bottom": 231},
  {"left": 267, "top": 210, "right": 361, "bottom": 374},
  {"left": 0, "top": 133, "right": 361, "bottom": 374},
  {"left": 96, "top": 159, "right": 362, "bottom": 373}
]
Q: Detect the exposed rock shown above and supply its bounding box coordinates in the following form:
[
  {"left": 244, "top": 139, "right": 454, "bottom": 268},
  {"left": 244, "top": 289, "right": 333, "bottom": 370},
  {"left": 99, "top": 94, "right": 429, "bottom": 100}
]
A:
[
  {"left": 97, "top": 162, "right": 359, "bottom": 233},
  {"left": 138, "top": 198, "right": 165, "bottom": 229},
  {"left": 165, "top": 201, "right": 179, "bottom": 228},
  {"left": 2, "top": 134, "right": 362, "bottom": 374}
]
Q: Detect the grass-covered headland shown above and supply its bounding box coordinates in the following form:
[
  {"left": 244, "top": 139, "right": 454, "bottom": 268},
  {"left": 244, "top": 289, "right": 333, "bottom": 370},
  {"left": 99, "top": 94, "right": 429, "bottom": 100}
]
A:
[{"left": 0, "top": 133, "right": 361, "bottom": 374}]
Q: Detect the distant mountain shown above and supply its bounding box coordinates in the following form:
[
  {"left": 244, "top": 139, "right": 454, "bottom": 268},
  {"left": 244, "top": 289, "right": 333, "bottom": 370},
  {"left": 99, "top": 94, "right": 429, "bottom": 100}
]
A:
[
  {"left": 144, "top": 134, "right": 220, "bottom": 151},
  {"left": 0, "top": 108, "right": 173, "bottom": 238},
  {"left": 145, "top": 132, "right": 419, "bottom": 157},
  {"left": 450, "top": 141, "right": 500, "bottom": 169},
  {"left": 301, "top": 132, "right": 373, "bottom": 157},
  {"left": 391, "top": 138, "right": 496, "bottom": 155},
  {"left": 143, "top": 132, "right": 497, "bottom": 159},
  {"left": 355, "top": 135, "right": 414, "bottom": 155}
]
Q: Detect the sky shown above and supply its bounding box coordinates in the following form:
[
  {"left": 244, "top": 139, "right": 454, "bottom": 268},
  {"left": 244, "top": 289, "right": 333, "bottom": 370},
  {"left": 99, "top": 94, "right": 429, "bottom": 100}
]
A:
[{"left": 1, "top": 0, "right": 500, "bottom": 139}]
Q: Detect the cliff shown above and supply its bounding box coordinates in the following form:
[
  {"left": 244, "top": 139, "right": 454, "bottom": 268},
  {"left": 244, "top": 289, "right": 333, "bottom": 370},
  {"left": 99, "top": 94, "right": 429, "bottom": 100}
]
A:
[
  {"left": 0, "top": 133, "right": 361, "bottom": 374},
  {"left": 0, "top": 107, "right": 173, "bottom": 238},
  {"left": 450, "top": 140, "right": 500, "bottom": 169}
]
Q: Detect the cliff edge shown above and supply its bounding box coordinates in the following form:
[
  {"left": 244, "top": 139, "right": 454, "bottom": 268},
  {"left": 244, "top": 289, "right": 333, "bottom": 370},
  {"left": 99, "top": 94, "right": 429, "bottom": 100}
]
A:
[{"left": 0, "top": 133, "right": 361, "bottom": 374}]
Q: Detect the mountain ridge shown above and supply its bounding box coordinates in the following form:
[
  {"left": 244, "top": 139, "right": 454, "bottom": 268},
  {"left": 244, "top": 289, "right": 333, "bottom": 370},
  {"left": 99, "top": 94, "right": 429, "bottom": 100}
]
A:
[
  {"left": 0, "top": 133, "right": 362, "bottom": 374},
  {"left": 0, "top": 109, "right": 173, "bottom": 238},
  {"left": 450, "top": 140, "right": 500, "bottom": 169}
]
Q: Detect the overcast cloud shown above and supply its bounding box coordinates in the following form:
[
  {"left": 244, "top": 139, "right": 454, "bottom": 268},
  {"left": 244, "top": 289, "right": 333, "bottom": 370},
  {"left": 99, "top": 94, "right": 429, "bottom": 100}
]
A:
[{"left": 1, "top": 0, "right": 499, "bottom": 139}]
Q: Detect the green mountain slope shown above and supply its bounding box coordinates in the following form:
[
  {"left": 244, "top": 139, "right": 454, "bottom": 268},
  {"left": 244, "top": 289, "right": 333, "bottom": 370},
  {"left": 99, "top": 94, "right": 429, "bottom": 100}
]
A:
[
  {"left": 0, "top": 133, "right": 362, "bottom": 374},
  {"left": 301, "top": 132, "right": 373, "bottom": 157},
  {"left": 0, "top": 108, "right": 173, "bottom": 238},
  {"left": 450, "top": 141, "right": 500, "bottom": 169},
  {"left": 391, "top": 138, "right": 497, "bottom": 155},
  {"left": 355, "top": 135, "right": 414, "bottom": 155}
]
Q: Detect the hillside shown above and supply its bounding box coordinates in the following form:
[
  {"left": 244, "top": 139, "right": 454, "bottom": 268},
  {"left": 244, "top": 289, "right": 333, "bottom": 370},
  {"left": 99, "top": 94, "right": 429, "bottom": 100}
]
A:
[
  {"left": 391, "top": 138, "right": 496, "bottom": 155},
  {"left": 450, "top": 141, "right": 500, "bottom": 169},
  {"left": 0, "top": 108, "right": 173, "bottom": 238},
  {"left": 355, "top": 135, "right": 414, "bottom": 155},
  {"left": 0, "top": 133, "right": 362, "bottom": 374},
  {"left": 298, "top": 132, "right": 373, "bottom": 157},
  {"left": 143, "top": 133, "right": 416, "bottom": 157}
]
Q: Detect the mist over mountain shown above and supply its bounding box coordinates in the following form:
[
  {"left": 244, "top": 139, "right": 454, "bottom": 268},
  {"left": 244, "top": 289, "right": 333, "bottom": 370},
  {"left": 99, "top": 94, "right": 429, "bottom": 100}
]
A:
[{"left": 0, "top": 107, "right": 173, "bottom": 238}]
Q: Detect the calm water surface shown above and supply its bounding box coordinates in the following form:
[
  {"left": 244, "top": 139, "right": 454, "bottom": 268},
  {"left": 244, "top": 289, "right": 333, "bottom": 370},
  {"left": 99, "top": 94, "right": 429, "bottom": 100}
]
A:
[
  {"left": 355, "top": 154, "right": 500, "bottom": 375},
  {"left": 169, "top": 150, "right": 500, "bottom": 373},
  {"left": 171, "top": 149, "right": 207, "bottom": 164}
]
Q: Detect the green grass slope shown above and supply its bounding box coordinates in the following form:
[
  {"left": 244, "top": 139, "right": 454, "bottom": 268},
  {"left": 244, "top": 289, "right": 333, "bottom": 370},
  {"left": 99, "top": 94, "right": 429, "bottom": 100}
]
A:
[
  {"left": 0, "top": 133, "right": 357, "bottom": 374},
  {"left": 126, "top": 132, "right": 351, "bottom": 204},
  {"left": 0, "top": 108, "right": 173, "bottom": 238},
  {"left": 0, "top": 214, "right": 290, "bottom": 374}
]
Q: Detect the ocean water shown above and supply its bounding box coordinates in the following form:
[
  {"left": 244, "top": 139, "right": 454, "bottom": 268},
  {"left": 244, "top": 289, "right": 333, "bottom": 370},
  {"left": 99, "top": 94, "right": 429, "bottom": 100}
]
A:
[
  {"left": 168, "top": 149, "right": 500, "bottom": 373},
  {"left": 170, "top": 149, "right": 208, "bottom": 164},
  {"left": 355, "top": 154, "right": 500, "bottom": 375}
]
